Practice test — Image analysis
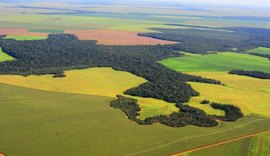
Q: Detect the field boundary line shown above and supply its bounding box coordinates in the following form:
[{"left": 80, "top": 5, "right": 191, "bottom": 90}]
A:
[
  {"left": 126, "top": 118, "right": 268, "bottom": 156},
  {"left": 171, "top": 129, "right": 270, "bottom": 156}
]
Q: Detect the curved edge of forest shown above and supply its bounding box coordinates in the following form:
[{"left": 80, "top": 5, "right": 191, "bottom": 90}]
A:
[{"left": 110, "top": 95, "right": 243, "bottom": 127}]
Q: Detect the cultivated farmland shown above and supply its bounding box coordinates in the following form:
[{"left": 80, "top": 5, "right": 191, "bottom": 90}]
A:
[
  {"left": 160, "top": 52, "right": 270, "bottom": 72},
  {"left": 186, "top": 72, "right": 270, "bottom": 117},
  {"left": 1, "top": 83, "right": 270, "bottom": 156},
  {"left": 0, "top": 67, "right": 179, "bottom": 118},
  {"left": 64, "top": 30, "right": 175, "bottom": 45},
  {"left": 0, "top": 48, "right": 13, "bottom": 62},
  {"left": 249, "top": 47, "right": 270, "bottom": 55},
  {"left": 0, "top": 67, "right": 147, "bottom": 98},
  {"left": 4, "top": 35, "right": 47, "bottom": 41}
]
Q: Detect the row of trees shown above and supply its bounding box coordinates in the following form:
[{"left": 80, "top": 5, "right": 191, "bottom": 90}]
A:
[
  {"left": 249, "top": 53, "right": 270, "bottom": 61},
  {"left": 229, "top": 70, "right": 270, "bottom": 79}
]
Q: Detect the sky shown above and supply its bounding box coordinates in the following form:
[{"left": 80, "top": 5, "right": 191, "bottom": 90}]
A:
[{"left": 154, "top": 0, "right": 270, "bottom": 6}]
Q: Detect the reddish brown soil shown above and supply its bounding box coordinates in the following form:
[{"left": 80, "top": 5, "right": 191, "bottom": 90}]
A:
[
  {"left": 0, "top": 153, "right": 5, "bottom": 156},
  {"left": 65, "top": 30, "right": 176, "bottom": 45},
  {"left": 0, "top": 29, "right": 48, "bottom": 37}
]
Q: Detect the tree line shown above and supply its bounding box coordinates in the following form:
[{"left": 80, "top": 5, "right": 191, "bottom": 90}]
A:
[
  {"left": 229, "top": 70, "right": 270, "bottom": 79},
  {"left": 138, "top": 27, "right": 270, "bottom": 54}
]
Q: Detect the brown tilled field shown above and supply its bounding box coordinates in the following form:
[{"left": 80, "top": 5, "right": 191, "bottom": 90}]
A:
[
  {"left": 65, "top": 30, "right": 176, "bottom": 45},
  {"left": 0, "top": 29, "right": 48, "bottom": 37}
]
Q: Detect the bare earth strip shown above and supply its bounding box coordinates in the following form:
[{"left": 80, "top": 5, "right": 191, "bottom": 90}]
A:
[
  {"left": 171, "top": 129, "right": 270, "bottom": 156},
  {"left": 65, "top": 30, "right": 176, "bottom": 45},
  {"left": 0, "top": 29, "right": 48, "bottom": 37}
]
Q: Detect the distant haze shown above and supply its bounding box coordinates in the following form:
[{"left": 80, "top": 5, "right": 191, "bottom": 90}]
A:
[
  {"left": 1, "top": 0, "right": 270, "bottom": 7},
  {"left": 147, "top": 0, "right": 270, "bottom": 7}
]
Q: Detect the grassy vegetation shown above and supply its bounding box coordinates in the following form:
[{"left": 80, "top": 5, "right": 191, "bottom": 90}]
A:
[
  {"left": 0, "top": 48, "right": 13, "bottom": 62},
  {"left": 160, "top": 52, "right": 270, "bottom": 73},
  {"left": 249, "top": 132, "right": 270, "bottom": 156},
  {"left": 180, "top": 132, "right": 270, "bottom": 156},
  {"left": 181, "top": 137, "right": 252, "bottom": 156},
  {"left": 1, "top": 83, "right": 270, "bottom": 156},
  {"left": 0, "top": 67, "right": 179, "bottom": 118},
  {"left": 4, "top": 35, "right": 47, "bottom": 41},
  {"left": 248, "top": 47, "right": 270, "bottom": 55},
  {"left": 183, "top": 17, "right": 268, "bottom": 28},
  {"left": 0, "top": 67, "right": 147, "bottom": 98},
  {"left": 186, "top": 72, "right": 270, "bottom": 117},
  {"left": 124, "top": 95, "right": 179, "bottom": 119},
  {"left": 160, "top": 52, "right": 270, "bottom": 117},
  {"left": 0, "top": 14, "right": 179, "bottom": 32},
  {"left": 28, "top": 29, "right": 64, "bottom": 33}
]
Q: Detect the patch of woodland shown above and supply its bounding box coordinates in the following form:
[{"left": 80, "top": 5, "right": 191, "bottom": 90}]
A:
[
  {"left": 210, "top": 103, "right": 244, "bottom": 122},
  {"left": 229, "top": 70, "right": 270, "bottom": 79},
  {"left": 111, "top": 96, "right": 243, "bottom": 127},
  {"left": 139, "top": 27, "right": 270, "bottom": 54}
]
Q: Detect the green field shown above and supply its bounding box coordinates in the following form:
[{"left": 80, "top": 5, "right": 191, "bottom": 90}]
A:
[
  {"left": 28, "top": 29, "right": 64, "bottom": 33},
  {"left": 248, "top": 47, "right": 270, "bottom": 55},
  {"left": 0, "top": 14, "right": 178, "bottom": 32},
  {"left": 160, "top": 52, "right": 270, "bottom": 116},
  {"left": 159, "top": 51, "right": 270, "bottom": 156},
  {"left": 186, "top": 72, "right": 270, "bottom": 117},
  {"left": 181, "top": 132, "right": 270, "bottom": 156},
  {"left": 181, "top": 137, "right": 251, "bottom": 156},
  {"left": 1, "top": 83, "right": 270, "bottom": 156},
  {"left": 160, "top": 52, "right": 270, "bottom": 72},
  {"left": 0, "top": 67, "right": 179, "bottom": 119},
  {"left": 0, "top": 48, "right": 13, "bottom": 62},
  {"left": 249, "top": 132, "right": 270, "bottom": 156},
  {"left": 4, "top": 35, "right": 47, "bottom": 41}
]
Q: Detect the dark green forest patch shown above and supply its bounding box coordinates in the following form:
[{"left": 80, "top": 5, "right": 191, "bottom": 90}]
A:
[{"left": 229, "top": 70, "right": 270, "bottom": 79}]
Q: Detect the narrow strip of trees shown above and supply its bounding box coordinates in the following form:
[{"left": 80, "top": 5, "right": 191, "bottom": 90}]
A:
[
  {"left": 229, "top": 70, "right": 270, "bottom": 79},
  {"left": 249, "top": 53, "right": 270, "bottom": 61}
]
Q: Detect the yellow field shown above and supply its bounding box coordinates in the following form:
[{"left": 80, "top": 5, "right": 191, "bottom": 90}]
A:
[
  {"left": 0, "top": 67, "right": 179, "bottom": 118},
  {"left": 124, "top": 95, "right": 179, "bottom": 119},
  {"left": 0, "top": 67, "right": 146, "bottom": 97},
  {"left": 186, "top": 72, "right": 270, "bottom": 117}
]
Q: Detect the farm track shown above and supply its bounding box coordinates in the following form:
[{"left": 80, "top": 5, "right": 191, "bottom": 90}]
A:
[
  {"left": 171, "top": 129, "right": 270, "bottom": 156},
  {"left": 127, "top": 118, "right": 269, "bottom": 156}
]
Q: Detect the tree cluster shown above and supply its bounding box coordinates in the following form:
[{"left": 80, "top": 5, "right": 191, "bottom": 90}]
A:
[
  {"left": 229, "top": 70, "right": 270, "bottom": 79},
  {"left": 211, "top": 103, "right": 244, "bottom": 122},
  {"left": 200, "top": 99, "right": 210, "bottom": 104},
  {"left": 111, "top": 96, "right": 244, "bottom": 127},
  {"left": 111, "top": 96, "right": 219, "bottom": 127},
  {"left": 138, "top": 27, "right": 270, "bottom": 53},
  {"left": 110, "top": 95, "right": 141, "bottom": 121}
]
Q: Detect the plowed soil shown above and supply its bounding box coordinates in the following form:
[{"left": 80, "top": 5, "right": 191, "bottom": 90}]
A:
[
  {"left": 65, "top": 30, "right": 176, "bottom": 45},
  {"left": 0, "top": 29, "right": 48, "bottom": 37}
]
